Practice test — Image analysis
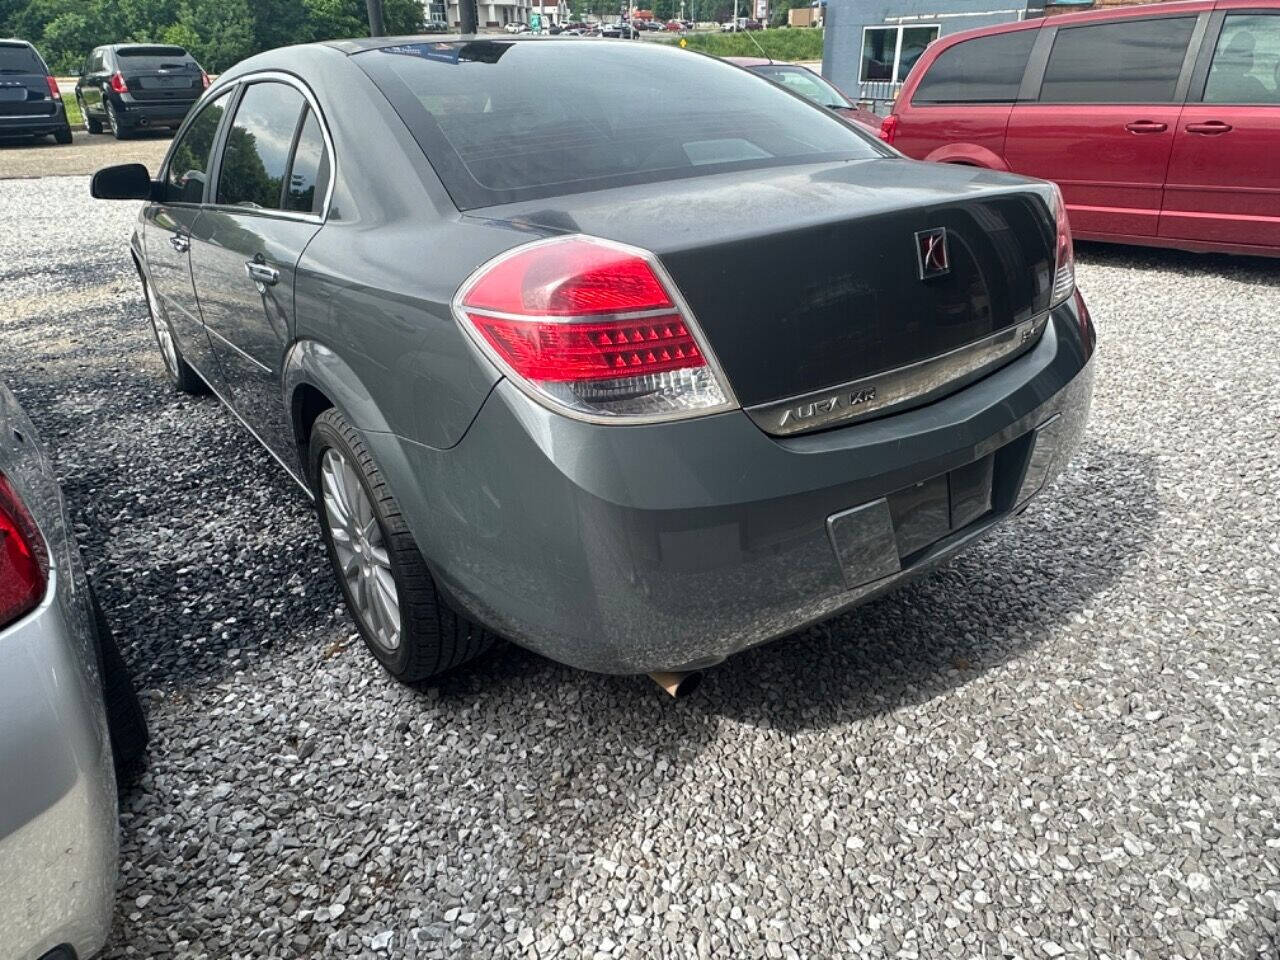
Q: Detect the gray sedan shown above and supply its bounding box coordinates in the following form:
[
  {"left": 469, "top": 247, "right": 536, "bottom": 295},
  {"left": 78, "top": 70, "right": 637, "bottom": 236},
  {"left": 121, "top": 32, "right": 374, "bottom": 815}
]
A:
[
  {"left": 90, "top": 37, "right": 1095, "bottom": 694},
  {"left": 0, "top": 381, "right": 146, "bottom": 959}
]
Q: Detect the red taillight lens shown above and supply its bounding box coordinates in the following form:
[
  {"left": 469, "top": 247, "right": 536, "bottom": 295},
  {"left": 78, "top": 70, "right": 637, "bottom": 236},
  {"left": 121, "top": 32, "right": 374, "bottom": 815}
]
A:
[
  {"left": 45, "top": 75, "right": 60, "bottom": 99},
  {"left": 0, "top": 473, "right": 48, "bottom": 630},
  {"left": 110, "top": 71, "right": 128, "bottom": 94},
  {"left": 200, "top": 71, "right": 211, "bottom": 89},
  {"left": 458, "top": 237, "right": 733, "bottom": 420},
  {"left": 1049, "top": 183, "right": 1075, "bottom": 306},
  {"left": 879, "top": 114, "right": 898, "bottom": 144}
]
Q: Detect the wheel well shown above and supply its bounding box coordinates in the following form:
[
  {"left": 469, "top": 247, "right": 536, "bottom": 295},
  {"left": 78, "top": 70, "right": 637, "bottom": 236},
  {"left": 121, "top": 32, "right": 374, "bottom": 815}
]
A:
[{"left": 292, "top": 384, "right": 334, "bottom": 473}]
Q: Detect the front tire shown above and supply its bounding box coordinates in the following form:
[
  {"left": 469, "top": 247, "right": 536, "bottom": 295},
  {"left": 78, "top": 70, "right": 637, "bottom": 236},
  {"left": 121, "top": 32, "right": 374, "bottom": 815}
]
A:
[
  {"left": 82, "top": 97, "right": 103, "bottom": 134},
  {"left": 141, "top": 273, "right": 205, "bottom": 393},
  {"left": 309, "top": 408, "right": 494, "bottom": 684}
]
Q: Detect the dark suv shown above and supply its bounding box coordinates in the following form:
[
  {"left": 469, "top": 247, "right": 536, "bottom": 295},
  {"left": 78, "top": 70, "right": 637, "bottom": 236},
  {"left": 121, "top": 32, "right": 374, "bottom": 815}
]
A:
[
  {"left": 0, "top": 39, "right": 72, "bottom": 144},
  {"left": 76, "top": 44, "right": 207, "bottom": 139}
]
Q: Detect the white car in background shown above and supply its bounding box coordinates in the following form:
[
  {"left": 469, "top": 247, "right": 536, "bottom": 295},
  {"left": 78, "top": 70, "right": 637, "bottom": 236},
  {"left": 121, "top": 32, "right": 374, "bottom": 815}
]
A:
[{"left": 0, "top": 380, "right": 146, "bottom": 960}]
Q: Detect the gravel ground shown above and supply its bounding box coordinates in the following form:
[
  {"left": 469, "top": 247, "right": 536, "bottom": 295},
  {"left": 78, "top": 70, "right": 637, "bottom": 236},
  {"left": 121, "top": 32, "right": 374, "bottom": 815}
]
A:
[
  {"left": 0, "top": 130, "right": 171, "bottom": 180},
  {"left": 0, "top": 177, "right": 1276, "bottom": 960}
]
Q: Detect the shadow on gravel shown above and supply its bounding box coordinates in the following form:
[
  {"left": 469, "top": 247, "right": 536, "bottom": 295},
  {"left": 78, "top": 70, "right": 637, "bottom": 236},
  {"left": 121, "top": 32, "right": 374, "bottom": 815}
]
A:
[{"left": 1076, "top": 241, "right": 1280, "bottom": 288}]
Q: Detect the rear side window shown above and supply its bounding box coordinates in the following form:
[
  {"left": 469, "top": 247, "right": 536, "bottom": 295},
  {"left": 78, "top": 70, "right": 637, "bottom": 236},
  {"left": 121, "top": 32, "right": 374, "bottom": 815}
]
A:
[
  {"left": 284, "top": 108, "right": 331, "bottom": 214},
  {"left": 913, "top": 30, "right": 1037, "bottom": 103},
  {"left": 1203, "top": 14, "right": 1280, "bottom": 104},
  {"left": 116, "top": 46, "right": 199, "bottom": 72},
  {"left": 356, "top": 40, "right": 883, "bottom": 210},
  {"left": 165, "top": 91, "right": 230, "bottom": 204},
  {"left": 0, "top": 43, "right": 45, "bottom": 75},
  {"left": 1040, "top": 17, "right": 1196, "bottom": 103},
  {"left": 217, "top": 82, "right": 306, "bottom": 210}
]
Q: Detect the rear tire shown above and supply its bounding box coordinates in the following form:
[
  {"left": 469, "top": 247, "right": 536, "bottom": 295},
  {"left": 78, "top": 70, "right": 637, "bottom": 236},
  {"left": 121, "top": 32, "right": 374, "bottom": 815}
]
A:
[
  {"left": 54, "top": 125, "right": 72, "bottom": 145},
  {"left": 141, "top": 272, "right": 206, "bottom": 394},
  {"left": 106, "top": 103, "right": 128, "bottom": 139},
  {"left": 309, "top": 408, "right": 494, "bottom": 684},
  {"left": 90, "top": 587, "right": 148, "bottom": 782}
]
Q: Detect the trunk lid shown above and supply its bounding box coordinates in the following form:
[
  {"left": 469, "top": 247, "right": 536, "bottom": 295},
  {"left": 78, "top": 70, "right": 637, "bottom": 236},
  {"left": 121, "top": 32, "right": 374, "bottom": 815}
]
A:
[
  {"left": 471, "top": 158, "right": 1057, "bottom": 425},
  {"left": 0, "top": 42, "right": 55, "bottom": 118}
]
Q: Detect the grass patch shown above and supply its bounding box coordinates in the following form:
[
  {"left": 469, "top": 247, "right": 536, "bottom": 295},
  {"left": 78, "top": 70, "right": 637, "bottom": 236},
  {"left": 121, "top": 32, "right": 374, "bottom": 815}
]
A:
[
  {"left": 62, "top": 92, "right": 83, "bottom": 127},
  {"left": 662, "top": 28, "right": 823, "bottom": 61}
]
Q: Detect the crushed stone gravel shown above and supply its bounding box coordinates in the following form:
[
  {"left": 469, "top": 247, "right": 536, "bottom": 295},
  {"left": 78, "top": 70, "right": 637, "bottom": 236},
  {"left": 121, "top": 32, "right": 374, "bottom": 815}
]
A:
[{"left": 0, "top": 176, "right": 1276, "bottom": 959}]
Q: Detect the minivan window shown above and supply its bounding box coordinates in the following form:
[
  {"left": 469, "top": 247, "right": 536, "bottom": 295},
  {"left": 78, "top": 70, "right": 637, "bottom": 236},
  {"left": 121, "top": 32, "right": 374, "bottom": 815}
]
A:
[
  {"left": 357, "top": 40, "right": 884, "bottom": 211},
  {"left": 165, "top": 91, "right": 230, "bottom": 204},
  {"left": 217, "top": 82, "right": 306, "bottom": 210},
  {"left": 913, "top": 30, "right": 1037, "bottom": 103},
  {"left": 116, "top": 46, "right": 198, "bottom": 71},
  {"left": 1204, "top": 14, "right": 1280, "bottom": 104},
  {"left": 1040, "top": 17, "right": 1196, "bottom": 103},
  {"left": 0, "top": 42, "right": 44, "bottom": 74}
]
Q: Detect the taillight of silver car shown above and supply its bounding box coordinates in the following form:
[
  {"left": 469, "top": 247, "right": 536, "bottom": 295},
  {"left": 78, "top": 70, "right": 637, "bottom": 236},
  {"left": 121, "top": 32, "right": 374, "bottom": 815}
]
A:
[
  {"left": 0, "top": 472, "right": 48, "bottom": 629},
  {"left": 1050, "top": 183, "right": 1076, "bottom": 308},
  {"left": 455, "top": 236, "right": 737, "bottom": 422}
]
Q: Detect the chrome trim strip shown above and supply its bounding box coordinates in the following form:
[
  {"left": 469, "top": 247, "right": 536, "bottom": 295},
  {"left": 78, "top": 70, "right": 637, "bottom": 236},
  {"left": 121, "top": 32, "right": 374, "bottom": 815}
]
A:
[
  {"left": 463, "top": 305, "right": 681, "bottom": 325},
  {"left": 746, "top": 313, "right": 1049, "bottom": 437}
]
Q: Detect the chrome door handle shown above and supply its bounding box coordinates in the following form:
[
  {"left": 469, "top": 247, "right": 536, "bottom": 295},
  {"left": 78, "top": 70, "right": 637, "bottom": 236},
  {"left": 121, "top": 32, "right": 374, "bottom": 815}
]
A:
[
  {"left": 169, "top": 234, "right": 189, "bottom": 253},
  {"left": 245, "top": 261, "right": 279, "bottom": 286}
]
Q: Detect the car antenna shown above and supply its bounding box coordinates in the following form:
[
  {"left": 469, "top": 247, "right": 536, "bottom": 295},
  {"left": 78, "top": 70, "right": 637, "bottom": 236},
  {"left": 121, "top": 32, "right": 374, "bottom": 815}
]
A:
[{"left": 746, "top": 26, "right": 772, "bottom": 63}]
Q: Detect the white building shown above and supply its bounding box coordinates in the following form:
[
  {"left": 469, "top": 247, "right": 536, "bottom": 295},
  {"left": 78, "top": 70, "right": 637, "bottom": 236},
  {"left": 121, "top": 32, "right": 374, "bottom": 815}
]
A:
[{"left": 438, "top": 0, "right": 534, "bottom": 28}]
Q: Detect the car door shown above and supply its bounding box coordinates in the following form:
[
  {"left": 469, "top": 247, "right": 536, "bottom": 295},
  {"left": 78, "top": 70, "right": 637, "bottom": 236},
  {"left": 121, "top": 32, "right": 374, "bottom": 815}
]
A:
[
  {"left": 142, "top": 89, "right": 233, "bottom": 390},
  {"left": 1160, "top": 8, "right": 1280, "bottom": 250},
  {"left": 189, "top": 78, "right": 330, "bottom": 475},
  {"left": 1004, "top": 12, "right": 1205, "bottom": 239}
]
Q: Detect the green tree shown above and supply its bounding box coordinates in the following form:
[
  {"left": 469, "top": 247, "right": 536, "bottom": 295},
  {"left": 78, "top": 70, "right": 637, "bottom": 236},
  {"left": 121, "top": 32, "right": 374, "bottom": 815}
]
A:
[{"left": 171, "top": 0, "right": 255, "bottom": 71}]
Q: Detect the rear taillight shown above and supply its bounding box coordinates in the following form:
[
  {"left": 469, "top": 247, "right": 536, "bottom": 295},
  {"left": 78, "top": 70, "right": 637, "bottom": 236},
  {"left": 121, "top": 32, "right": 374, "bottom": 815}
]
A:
[
  {"left": 200, "top": 70, "right": 211, "bottom": 89},
  {"left": 44, "top": 75, "right": 60, "bottom": 99},
  {"left": 110, "top": 71, "right": 128, "bottom": 94},
  {"left": 456, "top": 236, "right": 735, "bottom": 421},
  {"left": 0, "top": 473, "right": 48, "bottom": 630},
  {"left": 878, "top": 114, "right": 898, "bottom": 145},
  {"left": 1049, "top": 183, "right": 1075, "bottom": 307}
]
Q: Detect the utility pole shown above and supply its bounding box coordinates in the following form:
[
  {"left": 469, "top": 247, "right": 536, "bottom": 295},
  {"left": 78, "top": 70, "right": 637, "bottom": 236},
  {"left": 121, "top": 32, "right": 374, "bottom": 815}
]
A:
[{"left": 365, "top": 0, "right": 386, "bottom": 35}]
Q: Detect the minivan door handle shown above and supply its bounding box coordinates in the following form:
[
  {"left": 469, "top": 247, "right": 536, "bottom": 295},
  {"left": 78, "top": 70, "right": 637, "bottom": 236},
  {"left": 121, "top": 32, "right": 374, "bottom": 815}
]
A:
[
  {"left": 245, "top": 260, "right": 280, "bottom": 287},
  {"left": 1124, "top": 120, "right": 1168, "bottom": 134},
  {"left": 1185, "top": 120, "right": 1233, "bottom": 135}
]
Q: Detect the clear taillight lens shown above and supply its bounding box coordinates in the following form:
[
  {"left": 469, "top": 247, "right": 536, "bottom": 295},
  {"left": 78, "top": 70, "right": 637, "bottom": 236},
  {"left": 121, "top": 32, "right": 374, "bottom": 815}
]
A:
[
  {"left": 456, "top": 236, "right": 735, "bottom": 422},
  {"left": 0, "top": 473, "right": 48, "bottom": 630},
  {"left": 1050, "top": 183, "right": 1075, "bottom": 307}
]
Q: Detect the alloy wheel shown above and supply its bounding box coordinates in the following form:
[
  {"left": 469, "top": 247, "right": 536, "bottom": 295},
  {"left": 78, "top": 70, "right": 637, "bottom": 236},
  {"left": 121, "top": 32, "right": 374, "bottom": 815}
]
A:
[
  {"left": 143, "top": 281, "right": 179, "bottom": 376},
  {"left": 320, "top": 448, "right": 401, "bottom": 653},
  {"left": 106, "top": 103, "right": 118, "bottom": 136}
]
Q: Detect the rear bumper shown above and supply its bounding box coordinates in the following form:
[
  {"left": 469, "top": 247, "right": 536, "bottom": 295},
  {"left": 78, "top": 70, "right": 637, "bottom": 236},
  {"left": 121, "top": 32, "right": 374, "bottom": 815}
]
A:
[
  {"left": 111, "top": 96, "right": 197, "bottom": 128},
  {"left": 0, "top": 572, "right": 116, "bottom": 960},
  {"left": 380, "top": 295, "right": 1096, "bottom": 674},
  {"left": 0, "top": 107, "right": 68, "bottom": 136}
]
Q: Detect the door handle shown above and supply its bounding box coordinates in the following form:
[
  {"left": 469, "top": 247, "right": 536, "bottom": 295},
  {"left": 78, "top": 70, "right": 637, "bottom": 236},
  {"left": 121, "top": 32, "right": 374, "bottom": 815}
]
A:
[
  {"left": 1124, "top": 120, "right": 1168, "bottom": 134},
  {"left": 1186, "top": 120, "right": 1232, "bottom": 135},
  {"left": 244, "top": 260, "right": 280, "bottom": 287},
  {"left": 169, "top": 233, "right": 189, "bottom": 253}
]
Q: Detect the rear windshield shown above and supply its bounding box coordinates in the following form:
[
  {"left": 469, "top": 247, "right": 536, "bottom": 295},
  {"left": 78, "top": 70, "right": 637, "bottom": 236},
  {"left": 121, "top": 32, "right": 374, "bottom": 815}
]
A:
[
  {"left": 356, "top": 40, "right": 885, "bottom": 210},
  {"left": 117, "top": 46, "right": 198, "bottom": 70},
  {"left": 751, "top": 65, "right": 852, "bottom": 109},
  {"left": 0, "top": 42, "right": 44, "bottom": 74}
]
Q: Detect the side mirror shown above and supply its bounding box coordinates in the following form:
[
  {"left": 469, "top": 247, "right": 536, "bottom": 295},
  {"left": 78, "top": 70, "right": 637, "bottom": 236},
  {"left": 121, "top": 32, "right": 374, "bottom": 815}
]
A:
[{"left": 90, "top": 163, "right": 154, "bottom": 201}]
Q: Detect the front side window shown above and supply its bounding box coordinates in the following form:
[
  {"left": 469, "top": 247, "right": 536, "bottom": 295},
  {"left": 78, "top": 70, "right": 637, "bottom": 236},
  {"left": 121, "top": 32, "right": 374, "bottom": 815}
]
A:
[
  {"left": 284, "top": 108, "right": 331, "bottom": 214},
  {"left": 1040, "top": 16, "right": 1196, "bottom": 103},
  {"left": 913, "top": 30, "right": 1037, "bottom": 103},
  {"left": 217, "top": 82, "right": 305, "bottom": 210},
  {"left": 860, "top": 25, "right": 940, "bottom": 84},
  {"left": 165, "top": 91, "right": 230, "bottom": 204},
  {"left": 1204, "top": 14, "right": 1280, "bottom": 104},
  {"left": 357, "top": 40, "right": 885, "bottom": 210}
]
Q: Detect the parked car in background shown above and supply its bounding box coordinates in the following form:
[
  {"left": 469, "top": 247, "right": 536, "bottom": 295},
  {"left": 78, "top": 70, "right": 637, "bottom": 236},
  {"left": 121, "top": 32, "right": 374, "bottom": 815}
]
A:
[
  {"left": 885, "top": 0, "right": 1280, "bottom": 257},
  {"left": 0, "top": 380, "right": 147, "bottom": 959},
  {"left": 423, "top": 19, "right": 450, "bottom": 32},
  {"left": 0, "top": 38, "right": 72, "bottom": 144},
  {"left": 601, "top": 22, "right": 640, "bottom": 38},
  {"left": 91, "top": 36, "right": 1093, "bottom": 695},
  {"left": 726, "top": 57, "right": 882, "bottom": 131},
  {"left": 75, "top": 43, "right": 208, "bottom": 140}
]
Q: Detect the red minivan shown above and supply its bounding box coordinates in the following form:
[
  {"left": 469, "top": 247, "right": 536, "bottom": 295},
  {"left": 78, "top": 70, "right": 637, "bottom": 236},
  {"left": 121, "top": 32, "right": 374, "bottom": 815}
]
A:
[{"left": 884, "top": 0, "right": 1280, "bottom": 257}]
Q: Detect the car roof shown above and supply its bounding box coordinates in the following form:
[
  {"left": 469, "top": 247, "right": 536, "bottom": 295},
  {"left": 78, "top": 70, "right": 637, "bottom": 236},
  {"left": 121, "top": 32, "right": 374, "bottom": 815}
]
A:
[
  {"left": 322, "top": 33, "right": 606, "bottom": 54},
  {"left": 0, "top": 38, "right": 36, "bottom": 47},
  {"left": 932, "top": 0, "right": 1214, "bottom": 45}
]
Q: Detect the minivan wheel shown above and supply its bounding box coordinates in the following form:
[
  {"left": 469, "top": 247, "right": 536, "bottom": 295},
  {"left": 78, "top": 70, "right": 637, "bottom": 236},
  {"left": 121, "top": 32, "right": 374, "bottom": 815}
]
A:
[
  {"left": 54, "top": 125, "right": 73, "bottom": 144},
  {"left": 309, "top": 408, "right": 494, "bottom": 684},
  {"left": 141, "top": 274, "right": 205, "bottom": 393}
]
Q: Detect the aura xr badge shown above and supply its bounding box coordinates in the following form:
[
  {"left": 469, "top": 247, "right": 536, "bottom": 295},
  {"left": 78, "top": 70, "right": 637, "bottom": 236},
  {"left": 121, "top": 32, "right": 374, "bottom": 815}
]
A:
[{"left": 915, "top": 228, "right": 950, "bottom": 280}]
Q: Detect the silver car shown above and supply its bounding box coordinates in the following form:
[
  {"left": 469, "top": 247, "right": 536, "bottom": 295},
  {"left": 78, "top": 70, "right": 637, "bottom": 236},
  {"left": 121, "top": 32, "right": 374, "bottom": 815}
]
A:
[{"left": 0, "top": 381, "right": 146, "bottom": 960}]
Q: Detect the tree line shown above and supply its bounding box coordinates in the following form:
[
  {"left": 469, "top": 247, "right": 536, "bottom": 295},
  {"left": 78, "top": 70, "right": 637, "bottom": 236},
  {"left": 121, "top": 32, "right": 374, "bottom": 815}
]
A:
[{"left": 0, "top": 0, "right": 426, "bottom": 74}]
